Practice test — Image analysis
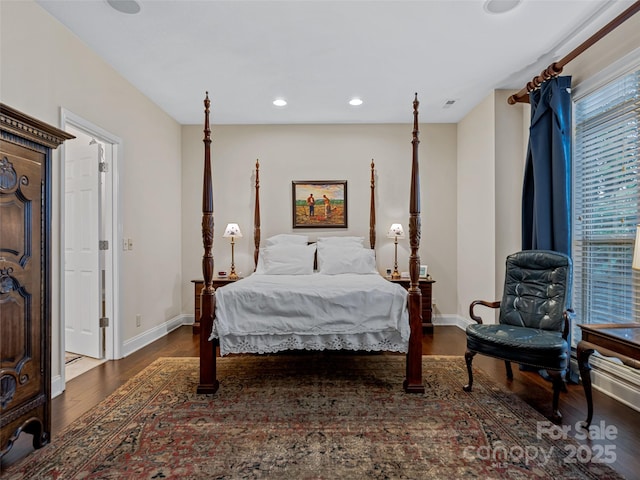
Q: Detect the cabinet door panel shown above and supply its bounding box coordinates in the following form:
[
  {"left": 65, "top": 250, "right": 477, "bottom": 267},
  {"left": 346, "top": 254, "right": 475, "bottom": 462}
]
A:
[{"left": 1, "top": 149, "right": 44, "bottom": 411}]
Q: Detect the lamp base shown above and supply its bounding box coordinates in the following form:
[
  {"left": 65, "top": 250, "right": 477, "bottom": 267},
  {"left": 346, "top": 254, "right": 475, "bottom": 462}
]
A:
[
  {"left": 390, "top": 238, "right": 401, "bottom": 280},
  {"left": 228, "top": 270, "right": 238, "bottom": 280}
]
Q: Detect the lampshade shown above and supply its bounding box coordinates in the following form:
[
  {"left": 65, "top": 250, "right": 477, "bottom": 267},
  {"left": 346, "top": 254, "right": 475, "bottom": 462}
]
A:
[
  {"left": 223, "top": 223, "right": 243, "bottom": 238},
  {"left": 387, "top": 223, "right": 405, "bottom": 239},
  {"left": 633, "top": 225, "right": 640, "bottom": 270}
]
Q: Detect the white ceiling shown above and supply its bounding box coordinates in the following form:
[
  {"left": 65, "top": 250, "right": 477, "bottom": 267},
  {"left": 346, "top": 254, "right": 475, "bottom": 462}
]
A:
[{"left": 36, "top": 0, "right": 636, "bottom": 125}]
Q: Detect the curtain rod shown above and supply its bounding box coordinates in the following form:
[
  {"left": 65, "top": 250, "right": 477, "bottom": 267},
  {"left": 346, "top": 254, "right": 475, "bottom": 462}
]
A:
[{"left": 507, "top": 1, "right": 640, "bottom": 105}]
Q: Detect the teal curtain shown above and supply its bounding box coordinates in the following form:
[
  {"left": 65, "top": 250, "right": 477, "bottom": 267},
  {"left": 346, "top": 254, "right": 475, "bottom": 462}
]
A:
[
  {"left": 522, "top": 76, "right": 572, "bottom": 256},
  {"left": 521, "top": 76, "right": 578, "bottom": 383}
]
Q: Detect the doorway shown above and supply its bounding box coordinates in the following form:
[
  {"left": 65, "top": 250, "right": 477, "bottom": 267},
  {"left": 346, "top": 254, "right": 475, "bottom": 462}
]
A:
[{"left": 60, "top": 110, "right": 122, "bottom": 385}]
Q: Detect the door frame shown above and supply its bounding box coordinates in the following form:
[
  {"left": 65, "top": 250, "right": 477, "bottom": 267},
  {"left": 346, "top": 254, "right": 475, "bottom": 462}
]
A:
[{"left": 59, "top": 109, "right": 123, "bottom": 384}]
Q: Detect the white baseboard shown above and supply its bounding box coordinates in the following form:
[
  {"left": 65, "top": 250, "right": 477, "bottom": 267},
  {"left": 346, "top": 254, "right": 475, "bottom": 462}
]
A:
[
  {"left": 432, "top": 314, "right": 470, "bottom": 330},
  {"left": 570, "top": 354, "right": 640, "bottom": 414},
  {"left": 121, "top": 314, "right": 193, "bottom": 357},
  {"left": 52, "top": 374, "right": 64, "bottom": 398}
]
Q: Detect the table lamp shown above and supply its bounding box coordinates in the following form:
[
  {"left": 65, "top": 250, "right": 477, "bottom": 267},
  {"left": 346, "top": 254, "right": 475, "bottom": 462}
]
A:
[
  {"left": 387, "top": 223, "right": 405, "bottom": 280},
  {"left": 223, "top": 223, "right": 243, "bottom": 280}
]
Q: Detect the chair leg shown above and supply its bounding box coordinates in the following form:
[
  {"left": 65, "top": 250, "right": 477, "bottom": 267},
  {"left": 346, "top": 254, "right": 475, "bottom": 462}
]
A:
[
  {"left": 547, "top": 370, "right": 565, "bottom": 424},
  {"left": 463, "top": 350, "right": 477, "bottom": 392},
  {"left": 505, "top": 361, "right": 513, "bottom": 380}
]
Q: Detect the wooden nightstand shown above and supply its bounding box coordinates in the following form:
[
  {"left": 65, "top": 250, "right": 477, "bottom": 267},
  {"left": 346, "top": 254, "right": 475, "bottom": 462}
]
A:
[
  {"left": 387, "top": 277, "right": 435, "bottom": 333},
  {"left": 191, "top": 278, "right": 242, "bottom": 334}
]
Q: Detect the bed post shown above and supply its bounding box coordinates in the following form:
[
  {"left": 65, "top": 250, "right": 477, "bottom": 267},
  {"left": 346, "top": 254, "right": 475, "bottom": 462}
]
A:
[
  {"left": 369, "top": 160, "right": 376, "bottom": 250},
  {"left": 254, "top": 159, "right": 261, "bottom": 268},
  {"left": 197, "top": 92, "right": 219, "bottom": 394},
  {"left": 404, "top": 93, "right": 425, "bottom": 393}
]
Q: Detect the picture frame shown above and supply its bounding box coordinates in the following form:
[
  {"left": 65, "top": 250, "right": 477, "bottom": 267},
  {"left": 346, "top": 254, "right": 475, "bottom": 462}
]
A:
[
  {"left": 419, "top": 265, "right": 428, "bottom": 278},
  {"left": 292, "top": 180, "right": 347, "bottom": 228}
]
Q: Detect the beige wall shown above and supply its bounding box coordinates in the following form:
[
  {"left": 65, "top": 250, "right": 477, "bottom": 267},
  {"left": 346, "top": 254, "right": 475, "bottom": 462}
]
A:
[
  {"left": 455, "top": 90, "right": 526, "bottom": 323},
  {"left": 454, "top": 90, "right": 527, "bottom": 325},
  {"left": 456, "top": 94, "right": 497, "bottom": 319},
  {"left": 1, "top": 2, "right": 183, "bottom": 383},
  {"left": 494, "top": 90, "right": 526, "bottom": 302},
  {"left": 181, "top": 122, "right": 458, "bottom": 316},
  {"left": 422, "top": 124, "right": 457, "bottom": 317}
]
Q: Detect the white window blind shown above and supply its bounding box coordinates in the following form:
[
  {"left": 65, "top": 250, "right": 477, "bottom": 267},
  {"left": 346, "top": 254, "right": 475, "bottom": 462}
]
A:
[{"left": 572, "top": 67, "right": 640, "bottom": 338}]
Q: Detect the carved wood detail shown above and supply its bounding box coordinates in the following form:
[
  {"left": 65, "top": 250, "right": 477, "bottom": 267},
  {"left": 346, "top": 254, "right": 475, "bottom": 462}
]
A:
[{"left": 1, "top": 103, "right": 73, "bottom": 457}]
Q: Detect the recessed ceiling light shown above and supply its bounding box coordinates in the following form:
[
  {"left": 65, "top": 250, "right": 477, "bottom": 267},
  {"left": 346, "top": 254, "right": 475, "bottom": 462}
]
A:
[
  {"left": 483, "top": 0, "right": 521, "bottom": 14},
  {"left": 273, "top": 99, "right": 287, "bottom": 107},
  {"left": 106, "top": 0, "right": 141, "bottom": 15},
  {"left": 349, "top": 98, "right": 363, "bottom": 106}
]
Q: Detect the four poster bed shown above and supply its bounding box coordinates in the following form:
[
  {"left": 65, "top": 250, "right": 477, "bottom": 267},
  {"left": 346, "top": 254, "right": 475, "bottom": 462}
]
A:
[{"left": 196, "top": 93, "right": 424, "bottom": 394}]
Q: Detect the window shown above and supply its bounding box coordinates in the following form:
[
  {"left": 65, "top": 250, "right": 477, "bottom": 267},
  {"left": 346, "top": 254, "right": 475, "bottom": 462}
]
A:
[{"left": 572, "top": 67, "right": 640, "bottom": 340}]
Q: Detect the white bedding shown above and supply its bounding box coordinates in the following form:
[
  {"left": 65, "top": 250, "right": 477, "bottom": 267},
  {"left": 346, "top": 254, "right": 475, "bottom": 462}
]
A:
[{"left": 209, "top": 273, "right": 410, "bottom": 355}]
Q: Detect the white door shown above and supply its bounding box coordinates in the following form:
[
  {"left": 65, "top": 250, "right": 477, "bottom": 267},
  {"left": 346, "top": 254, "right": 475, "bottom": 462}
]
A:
[{"left": 64, "top": 141, "right": 102, "bottom": 358}]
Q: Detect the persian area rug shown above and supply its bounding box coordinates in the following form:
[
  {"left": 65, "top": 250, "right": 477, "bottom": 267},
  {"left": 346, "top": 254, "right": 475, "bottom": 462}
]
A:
[{"left": 2, "top": 355, "right": 624, "bottom": 480}]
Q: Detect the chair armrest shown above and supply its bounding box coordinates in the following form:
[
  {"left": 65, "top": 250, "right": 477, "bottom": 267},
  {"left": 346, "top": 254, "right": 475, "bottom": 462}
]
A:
[
  {"left": 562, "top": 308, "right": 575, "bottom": 340},
  {"left": 469, "top": 300, "right": 500, "bottom": 324}
]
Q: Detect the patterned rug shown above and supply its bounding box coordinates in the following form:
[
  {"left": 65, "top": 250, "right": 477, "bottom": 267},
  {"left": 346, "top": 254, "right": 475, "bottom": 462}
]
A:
[{"left": 2, "top": 355, "right": 624, "bottom": 479}]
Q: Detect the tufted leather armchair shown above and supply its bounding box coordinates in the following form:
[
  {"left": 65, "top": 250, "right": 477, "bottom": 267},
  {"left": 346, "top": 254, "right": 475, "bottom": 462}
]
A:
[{"left": 463, "top": 250, "right": 572, "bottom": 423}]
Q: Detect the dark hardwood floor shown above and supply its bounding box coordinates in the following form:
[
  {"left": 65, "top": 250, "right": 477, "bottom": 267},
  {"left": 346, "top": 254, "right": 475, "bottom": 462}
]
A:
[{"left": 2, "top": 325, "right": 638, "bottom": 479}]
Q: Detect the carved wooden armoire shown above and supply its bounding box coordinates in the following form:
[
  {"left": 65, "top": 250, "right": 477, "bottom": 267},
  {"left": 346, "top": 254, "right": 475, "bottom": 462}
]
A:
[{"left": 0, "top": 104, "right": 74, "bottom": 457}]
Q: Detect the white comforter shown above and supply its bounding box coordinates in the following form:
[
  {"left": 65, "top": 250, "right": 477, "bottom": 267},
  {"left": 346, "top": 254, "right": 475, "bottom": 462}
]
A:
[{"left": 209, "top": 273, "right": 410, "bottom": 355}]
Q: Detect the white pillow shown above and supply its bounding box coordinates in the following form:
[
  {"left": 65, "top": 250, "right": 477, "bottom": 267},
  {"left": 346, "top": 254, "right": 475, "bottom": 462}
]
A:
[
  {"left": 265, "top": 234, "right": 309, "bottom": 246},
  {"left": 316, "top": 237, "right": 365, "bottom": 269},
  {"left": 263, "top": 243, "right": 316, "bottom": 275},
  {"left": 318, "top": 246, "right": 378, "bottom": 275},
  {"left": 316, "top": 236, "right": 364, "bottom": 246}
]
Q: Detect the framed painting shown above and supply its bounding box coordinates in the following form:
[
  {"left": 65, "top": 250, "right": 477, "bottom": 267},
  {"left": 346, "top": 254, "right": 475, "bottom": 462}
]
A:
[{"left": 292, "top": 180, "right": 347, "bottom": 228}]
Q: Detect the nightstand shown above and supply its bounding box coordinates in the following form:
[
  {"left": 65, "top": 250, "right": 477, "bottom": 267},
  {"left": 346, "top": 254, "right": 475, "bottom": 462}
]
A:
[
  {"left": 387, "top": 277, "right": 435, "bottom": 333},
  {"left": 191, "top": 278, "right": 242, "bottom": 334}
]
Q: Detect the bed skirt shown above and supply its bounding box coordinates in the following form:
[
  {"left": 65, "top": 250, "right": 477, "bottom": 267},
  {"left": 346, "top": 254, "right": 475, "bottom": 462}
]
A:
[{"left": 212, "top": 330, "right": 409, "bottom": 356}]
